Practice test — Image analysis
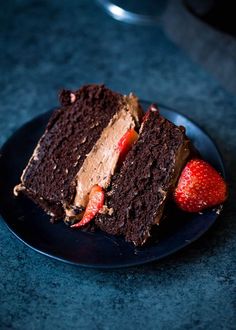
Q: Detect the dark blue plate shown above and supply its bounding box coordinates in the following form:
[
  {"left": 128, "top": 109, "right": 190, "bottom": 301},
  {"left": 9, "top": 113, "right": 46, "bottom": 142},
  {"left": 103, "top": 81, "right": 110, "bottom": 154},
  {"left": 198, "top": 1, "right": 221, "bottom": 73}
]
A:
[{"left": 0, "top": 101, "right": 226, "bottom": 269}]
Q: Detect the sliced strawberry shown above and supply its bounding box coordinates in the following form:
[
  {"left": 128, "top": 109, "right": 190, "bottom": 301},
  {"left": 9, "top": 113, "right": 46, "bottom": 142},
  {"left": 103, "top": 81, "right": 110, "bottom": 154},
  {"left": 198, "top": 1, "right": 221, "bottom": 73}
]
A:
[
  {"left": 142, "top": 104, "right": 159, "bottom": 123},
  {"left": 142, "top": 110, "right": 151, "bottom": 124},
  {"left": 71, "top": 185, "right": 104, "bottom": 228},
  {"left": 118, "top": 128, "right": 138, "bottom": 164},
  {"left": 174, "top": 159, "right": 227, "bottom": 213}
]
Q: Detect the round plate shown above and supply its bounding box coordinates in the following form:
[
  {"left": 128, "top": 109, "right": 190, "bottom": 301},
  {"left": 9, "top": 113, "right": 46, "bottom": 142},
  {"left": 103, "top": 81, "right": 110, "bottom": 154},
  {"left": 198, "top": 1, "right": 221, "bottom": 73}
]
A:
[{"left": 0, "top": 102, "right": 226, "bottom": 268}]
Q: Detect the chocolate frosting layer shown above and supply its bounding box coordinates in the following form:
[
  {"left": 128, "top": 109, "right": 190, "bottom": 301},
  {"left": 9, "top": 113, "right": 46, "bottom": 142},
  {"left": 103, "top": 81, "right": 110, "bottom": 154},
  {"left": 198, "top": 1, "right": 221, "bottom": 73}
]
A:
[{"left": 65, "top": 108, "right": 136, "bottom": 220}]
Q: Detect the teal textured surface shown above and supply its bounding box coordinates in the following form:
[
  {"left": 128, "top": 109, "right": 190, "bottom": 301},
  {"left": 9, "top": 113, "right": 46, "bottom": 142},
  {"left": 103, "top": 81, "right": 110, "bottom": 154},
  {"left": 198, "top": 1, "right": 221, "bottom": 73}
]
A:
[{"left": 0, "top": 1, "right": 235, "bottom": 329}]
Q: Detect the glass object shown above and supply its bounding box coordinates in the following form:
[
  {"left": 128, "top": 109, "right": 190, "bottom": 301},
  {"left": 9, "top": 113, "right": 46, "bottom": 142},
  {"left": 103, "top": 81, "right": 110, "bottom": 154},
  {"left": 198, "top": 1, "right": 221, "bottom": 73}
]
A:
[{"left": 96, "top": 0, "right": 168, "bottom": 24}]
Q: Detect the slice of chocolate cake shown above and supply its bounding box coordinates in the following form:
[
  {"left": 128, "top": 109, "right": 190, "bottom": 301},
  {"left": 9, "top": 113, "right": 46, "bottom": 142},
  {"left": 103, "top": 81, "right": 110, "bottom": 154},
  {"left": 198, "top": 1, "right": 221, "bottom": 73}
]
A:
[
  {"left": 95, "top": 105, "right": 192, "bottom": 246},
  {"left": 14, "top": 84, "right": 142, "bottom": 220}
]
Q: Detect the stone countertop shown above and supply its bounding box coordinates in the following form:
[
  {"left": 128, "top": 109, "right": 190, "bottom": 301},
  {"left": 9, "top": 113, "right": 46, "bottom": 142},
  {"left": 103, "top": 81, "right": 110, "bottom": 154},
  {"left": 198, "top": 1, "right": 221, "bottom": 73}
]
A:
[{"left": 0, "top": 1, "right": 235, "bottom": 329}]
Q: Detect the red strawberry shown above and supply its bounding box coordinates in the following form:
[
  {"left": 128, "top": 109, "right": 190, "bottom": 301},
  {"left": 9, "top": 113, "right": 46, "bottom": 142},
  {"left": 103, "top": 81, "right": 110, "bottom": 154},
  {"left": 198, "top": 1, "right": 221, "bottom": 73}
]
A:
[
  {"left": 142, "top": 110, "right": 151, "bottom": 124},
  {"left": 71, "top": 185, "right": 104, "bottom": 228},
  {"left": 174, "top": 159, "right": 227, "bottom": 212},
  {"left": 118, "top": 128, "right": 138, "bottom": 164},
  {"left": 142, "top": 104, "right": 159, "bottom": 123}
]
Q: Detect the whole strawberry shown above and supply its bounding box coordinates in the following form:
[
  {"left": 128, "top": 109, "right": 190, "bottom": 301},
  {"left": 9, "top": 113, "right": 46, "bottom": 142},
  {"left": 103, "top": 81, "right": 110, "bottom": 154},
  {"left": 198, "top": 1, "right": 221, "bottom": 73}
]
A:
[{"left": 174, "top": 159, "right": 227, "bottom": 212}]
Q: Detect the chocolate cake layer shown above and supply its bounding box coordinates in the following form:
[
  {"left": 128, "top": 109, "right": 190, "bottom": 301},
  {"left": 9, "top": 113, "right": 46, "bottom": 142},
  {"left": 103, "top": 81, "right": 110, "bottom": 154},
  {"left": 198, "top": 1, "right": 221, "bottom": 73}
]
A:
[
  {"left": 15, "top": 85, "right": 142, "bottom": 218},
  {"left": 95, "top": 106, "right": 191, "bottom": 246}
]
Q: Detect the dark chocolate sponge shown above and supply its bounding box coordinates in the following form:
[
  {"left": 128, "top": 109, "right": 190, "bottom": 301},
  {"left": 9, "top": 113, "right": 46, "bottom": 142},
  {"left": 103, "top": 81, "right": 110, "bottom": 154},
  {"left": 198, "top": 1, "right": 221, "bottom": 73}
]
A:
[
  {"left": 16, "top": 85, "right": 125, "bottom": 218},
  {"left": 95, "top": 107, "right": 191, "bottom": 246}
]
